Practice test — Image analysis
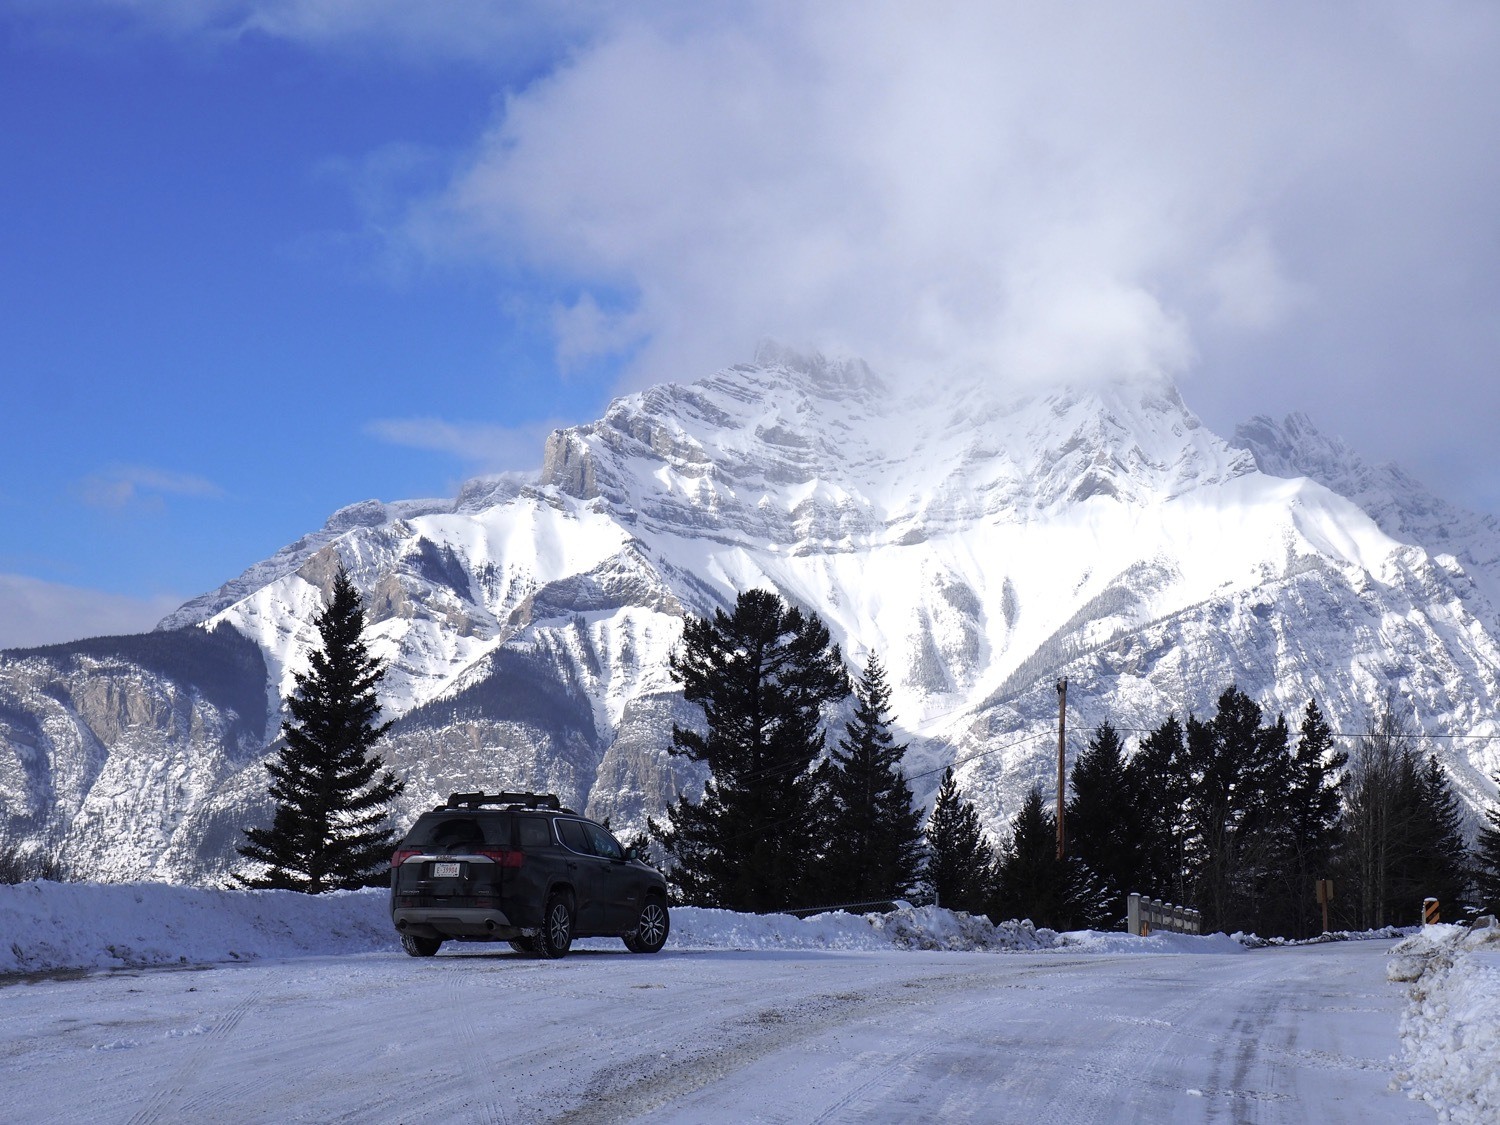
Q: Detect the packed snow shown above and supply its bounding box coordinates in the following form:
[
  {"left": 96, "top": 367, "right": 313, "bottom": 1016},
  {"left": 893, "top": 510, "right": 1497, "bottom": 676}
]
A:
[
  {"left": 0, "top": 881, "right": 1431, "bottom": 1123},
  {"left": 1, "top": 880, "right": 1248, "bottom": 976},
  {"left": 1388, "top": 919, "right": 1500, "bottom": 1124}
]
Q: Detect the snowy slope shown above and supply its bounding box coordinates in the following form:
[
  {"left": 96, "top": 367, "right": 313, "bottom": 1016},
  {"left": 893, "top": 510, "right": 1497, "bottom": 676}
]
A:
[{"left": 3, "top": 347, "right": 1500, "bottom": 881}]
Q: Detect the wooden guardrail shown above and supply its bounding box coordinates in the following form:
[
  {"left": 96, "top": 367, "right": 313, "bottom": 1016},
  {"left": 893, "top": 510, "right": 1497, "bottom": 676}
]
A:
[{"left": 1126, "top": 892, "right": 1201, "bottom": 936}]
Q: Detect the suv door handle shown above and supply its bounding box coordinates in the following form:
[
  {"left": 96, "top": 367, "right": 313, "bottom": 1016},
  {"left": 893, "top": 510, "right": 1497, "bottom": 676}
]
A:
[{"left": 566, "top": 861, "right": 578, "bottom": 870}]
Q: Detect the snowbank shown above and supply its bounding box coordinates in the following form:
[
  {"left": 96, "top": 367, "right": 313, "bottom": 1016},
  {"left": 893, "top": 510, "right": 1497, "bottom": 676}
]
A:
[
  {"left": 2, "top": 881, "right": 1244, "bottom": 976},
  {"left": 0, "top": 881, "right": 398, "bottom": 975},
  {"left": 1387, "top": 918, "right": 1500, "bottom": 1124}
]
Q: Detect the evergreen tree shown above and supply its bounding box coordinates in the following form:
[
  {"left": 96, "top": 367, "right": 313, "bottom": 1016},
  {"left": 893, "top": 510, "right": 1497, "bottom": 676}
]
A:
[
  {"left": 1475, "top": 778, "right": 1500, "bottom": 916},
  {"left": 1126, "top": 714, "right": 1191, "bottom": 905},
  {"left": 1273, "top": 700, "right": 1347, "bottom": 937},
  {"left": 239, "top": 567, "right": 403, "bottom": 892},
  {"left": 822, "top": 654, "right": 925, "bottom": 903},
  {"left": 1066, "top": 721, "right": 1137, "bottom": 915},
  {"left": 1182, "top": 686, "right": 1292, "bottom": 933},
  {"left": 923, "top": 768, "right": 997, "bottom": 914},
  {"left": 651, "top": 588, "right": 848, "bottom": 912},
  {"left": 995, "top": 782, "right": 1110, "bottom": 929},
  {"left": 1397, "top": 754, "right": 1470, "bottom": 918}
]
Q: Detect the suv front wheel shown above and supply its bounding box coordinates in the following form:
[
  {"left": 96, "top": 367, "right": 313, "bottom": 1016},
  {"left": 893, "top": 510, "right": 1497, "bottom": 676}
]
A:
[
  {"left": 539, "top": 892, "right": 574, "bottom": 959},
  {"left": 623, "top": 897, "right": 670, "bottom": 954}
]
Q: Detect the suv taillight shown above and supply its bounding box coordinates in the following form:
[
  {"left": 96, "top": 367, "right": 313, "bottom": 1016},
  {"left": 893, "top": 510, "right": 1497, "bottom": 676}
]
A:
[
  {"left": 391, "top": 848, "right": 421, "bottom": 868},
  {"left": 474, "top": 847, "right": 524, "bottom": 868}
]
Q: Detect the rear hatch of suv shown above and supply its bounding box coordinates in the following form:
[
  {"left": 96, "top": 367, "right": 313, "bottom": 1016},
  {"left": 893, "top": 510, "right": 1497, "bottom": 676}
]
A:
[{"left": 391, "top": 810, "right": 522, "bottom": 914}]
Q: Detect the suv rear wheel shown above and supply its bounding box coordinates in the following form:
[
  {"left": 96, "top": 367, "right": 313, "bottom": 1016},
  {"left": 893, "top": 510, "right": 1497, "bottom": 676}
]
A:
[
  {"left": 539, "top": 893, "right": 574, "bottom": 959},
  {"left": 402, "top": 934, "right": 442, "bottom": 958},
  {"left": 623, "top": 897, "right": 670, "bottom": 954}
]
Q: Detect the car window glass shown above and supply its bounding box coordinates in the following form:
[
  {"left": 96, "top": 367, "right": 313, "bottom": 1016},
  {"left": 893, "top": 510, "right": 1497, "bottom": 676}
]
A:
[
  {"left": 556, "top": 818, "right": 590, "bottom": 854},
  {"left": 583, "top": 822, "right": 622, "bottom": 860},
  {"left": 409, "top": 816, "right": 485, "bottom": 848},
  {"left": 517, "top": 817, "right": 550, "bottom": 848}
]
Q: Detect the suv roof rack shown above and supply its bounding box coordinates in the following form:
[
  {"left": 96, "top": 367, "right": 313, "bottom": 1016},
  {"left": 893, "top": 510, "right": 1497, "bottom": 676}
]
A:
[{"left": 441, "top": 791, "right": 568, "bottom": 812}]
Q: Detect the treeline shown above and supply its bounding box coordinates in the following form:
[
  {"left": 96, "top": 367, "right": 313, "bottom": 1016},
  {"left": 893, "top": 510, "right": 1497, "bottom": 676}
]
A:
[
  {"left": 971, "top": 688, "right": 1473, "bottom": 936},
  {"left": 651, "top": 590, "right": 1500, "bottom": 937}
]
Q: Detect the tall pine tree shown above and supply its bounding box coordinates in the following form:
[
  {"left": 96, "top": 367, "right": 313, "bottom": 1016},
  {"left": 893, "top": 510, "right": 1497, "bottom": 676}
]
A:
[
  {"left": 923, "top": 768, "right": 996, "bottom": 914},
  {"left": 1066, "top": 721, "right": 1138, "bottom": 913},
  {"left": 1182, "top": 687, "right": 1291, "bottom": 933},
  {"left": 651, "top": 589, "right": 848, "bottom": 912},
  {"left": 239, "top": 566, "right": 404, "bottom": 893},
  {"left": 1126, "top": 714, "right": 1191, "bottom": 906},
  {"left": 1272, "top": 699, "right": 1346, "bottom": 937},
  {"left": 1475, "top": 777, "right": 1500, "bottom": 916},
  {"left": 822, "top": 654, "right": 925, "bottom": 903}
]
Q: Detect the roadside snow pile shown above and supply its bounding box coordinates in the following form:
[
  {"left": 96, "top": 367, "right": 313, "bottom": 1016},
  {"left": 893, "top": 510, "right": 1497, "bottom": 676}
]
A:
[
  {"left": 2, "top": 881, "right": 1248, "bottom": 975},
  {"left": 1058, "top": 929, "right": 1247, "bottom": 955},
  {"left": 1387, "top": 918, "right": 1500, "bottom": 1124},
  {"left": 1234, "top": 925, "right": 1415, "bottom": 948},
  {"left": 0, "top": 881, "right": 396, "bottom": 974},
  {"left": 659, "top": 904, "right": 1062, "bottom": 953}
]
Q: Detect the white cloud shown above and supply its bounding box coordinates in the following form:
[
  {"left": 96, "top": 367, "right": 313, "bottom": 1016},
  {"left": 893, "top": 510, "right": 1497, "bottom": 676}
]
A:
[
  {"left": 381, "top": 1, "right": 1500, "bottom": 464},
  {"left": 79, "top": 465, "right": 224, "bottom": 511},
  {"left": 0, "top": 574, "right": 184, "bottom": 650},
  {"left": 392, "top": 3, "right": 1346, "bottom": 390},
  {"left": 365, "top": 416, "right": 560, "bottom": 472},
  {"left": 30, "top": 0, "right": 1500, "bottom": 510}
]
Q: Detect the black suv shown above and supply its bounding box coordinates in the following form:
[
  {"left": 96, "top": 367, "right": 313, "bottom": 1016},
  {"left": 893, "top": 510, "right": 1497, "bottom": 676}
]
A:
[{"left": 389, "top": 791, "right": 670, "bottom": 959}]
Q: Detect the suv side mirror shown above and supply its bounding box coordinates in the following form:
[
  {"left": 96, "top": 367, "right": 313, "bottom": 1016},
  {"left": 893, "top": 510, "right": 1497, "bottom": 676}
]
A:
[{"left": 623, "top": 846, "right": 638, "bottom": 862}]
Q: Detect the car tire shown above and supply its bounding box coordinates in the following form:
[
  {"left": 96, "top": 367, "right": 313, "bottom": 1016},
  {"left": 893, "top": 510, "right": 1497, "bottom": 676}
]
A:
[
  {"left": 508, "top": 936, "right": 538, "bottom": 956},
  {"left": 401, "top": 933, "right": 442, "bottom": 958},
  {"left": 622, "top": 897, "right": 670, "bottom": 954},
  {"left": 538, "top": 893, "right": 573, "bottom": 959}
]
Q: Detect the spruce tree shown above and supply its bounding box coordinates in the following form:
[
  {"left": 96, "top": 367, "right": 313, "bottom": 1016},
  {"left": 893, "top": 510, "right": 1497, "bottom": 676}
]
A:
[
  {"left": 1126, "top": 714, "right": 1190, "bottom": 905},
  {"left": 1182, "top": 686, "right": 1292, "bottom": 933},
  {"left": 1066, "top": 721, "right": 1137, "bottom": 913},
  {"left": 923, "top": 767, "right": 997, "bottom": 914},
  {"left": 1274, "top": 700, "right": 1346, "bottom": 937},
  {"left": 239, "top": 567, "right": 404, "bottom": 892},
  {"left": 1397, "top": 754, "right": 1470, "bottom": 918},
  {"left": 995, "top": 782, "right": 1112, "bottom": 930},
  {"left": 651, "top": 588, "right": 849, "bottom": 912},
  {"left": 1475, "top": 779, "right": 1500, "bottom": 915},
  {"left": 823, "top": 654, "right": 925, "bottom": 903}
]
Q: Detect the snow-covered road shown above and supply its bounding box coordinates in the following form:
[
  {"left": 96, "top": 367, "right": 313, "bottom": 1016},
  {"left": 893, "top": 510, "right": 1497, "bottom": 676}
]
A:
[{"left": 2, "top": 940, "right": 1424, "bottom": 1124}]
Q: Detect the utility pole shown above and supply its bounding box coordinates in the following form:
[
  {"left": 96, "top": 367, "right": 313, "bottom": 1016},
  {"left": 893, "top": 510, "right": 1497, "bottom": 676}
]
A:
[{"left": 1056, "top": 677, "right": 1068, "bottom": 860}]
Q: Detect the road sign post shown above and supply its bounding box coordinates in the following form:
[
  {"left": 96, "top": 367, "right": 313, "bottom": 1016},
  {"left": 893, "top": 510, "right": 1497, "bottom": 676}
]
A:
[{"left": 1315, "top": 878, "right": 1334, "bottom": 934}]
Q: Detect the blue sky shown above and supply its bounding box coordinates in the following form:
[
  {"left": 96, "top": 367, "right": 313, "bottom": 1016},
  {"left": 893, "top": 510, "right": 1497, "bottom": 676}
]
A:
[
  {"left": 1, "top": 4, "right": 614, "bottom": 644},
  {"left": 3, "top": 2, "right": 1499, "bottom": 647}
]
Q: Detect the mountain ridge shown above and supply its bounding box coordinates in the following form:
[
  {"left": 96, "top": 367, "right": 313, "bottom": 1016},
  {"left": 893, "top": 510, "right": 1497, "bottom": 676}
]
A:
[{"left": 4, "top": 351, "right": 1499, "bottom": 882}]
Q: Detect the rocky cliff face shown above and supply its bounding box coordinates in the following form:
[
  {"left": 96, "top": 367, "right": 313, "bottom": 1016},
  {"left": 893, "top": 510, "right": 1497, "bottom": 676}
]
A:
[{"left": 3, "top": 350, "right": 1498, "bottom": 883}]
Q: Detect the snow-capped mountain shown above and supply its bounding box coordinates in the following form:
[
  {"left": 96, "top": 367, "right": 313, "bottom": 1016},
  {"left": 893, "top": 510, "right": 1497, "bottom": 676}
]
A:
[{"left": 3, "top": 347, "right": 1499, "bottom": 883}]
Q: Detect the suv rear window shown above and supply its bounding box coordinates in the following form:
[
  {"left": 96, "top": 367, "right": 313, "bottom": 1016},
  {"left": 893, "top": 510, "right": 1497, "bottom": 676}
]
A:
[{"left": 405, "top": 812, "right": 513, "bottom": 847}]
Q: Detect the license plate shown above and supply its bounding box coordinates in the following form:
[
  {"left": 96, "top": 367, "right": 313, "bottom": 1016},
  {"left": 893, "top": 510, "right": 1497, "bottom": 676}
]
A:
[{"left": 433, "top": 862, "right": 461, "bottom": 878}]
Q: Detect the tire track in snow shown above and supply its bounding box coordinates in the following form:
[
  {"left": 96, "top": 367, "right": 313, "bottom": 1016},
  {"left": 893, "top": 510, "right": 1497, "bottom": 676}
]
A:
[
  {"left": 124, "top": 971, "right": 268, "bottom": 1125},
  {"left": 554, "top": 966, "right": 1039, "bottom": 1124}
]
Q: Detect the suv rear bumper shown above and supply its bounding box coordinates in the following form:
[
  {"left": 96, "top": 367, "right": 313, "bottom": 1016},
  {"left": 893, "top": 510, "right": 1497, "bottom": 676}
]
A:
[{"left": 392, "top": 906, "right": 521, "bottom": 940}]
